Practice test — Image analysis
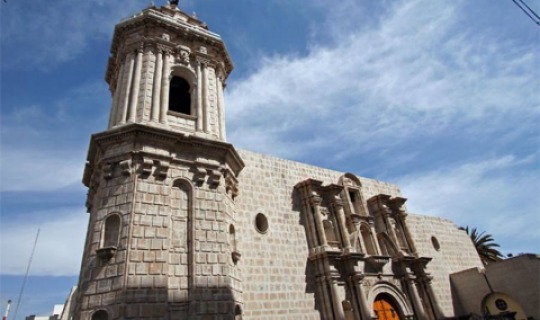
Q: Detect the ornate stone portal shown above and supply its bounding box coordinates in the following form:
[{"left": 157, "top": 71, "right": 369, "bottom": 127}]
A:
[{"left": 71, "top": 2, "right": 484, "bottom": 320}]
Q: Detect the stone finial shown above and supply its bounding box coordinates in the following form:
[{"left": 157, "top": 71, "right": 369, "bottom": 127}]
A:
[{"left": 169, "top": 0, "right": 179, "bottom": 8}]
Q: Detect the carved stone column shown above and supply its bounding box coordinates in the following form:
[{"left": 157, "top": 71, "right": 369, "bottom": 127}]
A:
[
  {"left": 344, "top": 275, "right": 362, "bottom": 320},
  {"left": 201, "top": 62, "right": 209, "bottom": 133},
  {"left": 332, "top": 200, "right": 352, "bottom": 252},
  {"left": 349, "top": 215, "right": 366, "bottom": 254},
  {"left": 422, "top": 276, "right": 444, "bottom": 320},
  {"left": 369, "top": 195, "right": 400, "bottom": 253},
  {"left": 354, "top": 276, "right": 371, "bottom": 320},
  {"left": 216, "top": 72, "right": 226, "bottom": 140},
  {"left": 389, "top": 197, "right": 417, "bottom": 255},
  {"left": 310, "top": 195, "right": 328, "bottom": 249},
  {"left": 196, "top": 61, "right": 204, "bottom": 130},
  {"left": 295, "top": 181, "right": 322, "bottom": 251},
  {"left": 404, "top": 276, "right": 427, "bottom": 320},
  {"left": 316, "top": 275, "right": 334, "bottom": 320},
  {"left": 118, "top": 51, "right": 135, "bottom": 125},
  {"left": 151, "top": 48, "right": 163, "bottom": 123},
  {"left": 382, "top": 206, "right": 400, "bottom": 248},
  {"left": 369, "top": 221, "right": 383, "bottom": 255},
  {"left": 160, "top": 50, "right": 171, "bottom": 124},
  {"left": 108, "top": 60, "right": 125, "bottom": 128},
  {"left": 128, "top": 45, "right": 144, "bottom": 123},
  {"left": 328, "top": 277, "right": 345, "bottom": 319}
]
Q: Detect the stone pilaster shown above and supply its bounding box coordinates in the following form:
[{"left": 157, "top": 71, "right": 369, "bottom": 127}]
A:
[
  {"left": 108, "top": 60, "right": 125, "bottom": 128},
  {"left": 119, "top": 51, "right": 135, "bottom": 125},
  {"left": 151, "top": 48, "right": 163, "bottom": 123},
  {"left": 160, "top": 50, "right": 171, "bottom": 124}
]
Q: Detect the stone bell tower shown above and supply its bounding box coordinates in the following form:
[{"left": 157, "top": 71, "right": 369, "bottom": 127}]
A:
[{"left": 73, "top": 2, "right": 244, "bottom": 319}]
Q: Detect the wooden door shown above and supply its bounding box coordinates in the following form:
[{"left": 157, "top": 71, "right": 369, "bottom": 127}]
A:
[{"left": 374, "top": 295, "right": 401, "bottom": 320}]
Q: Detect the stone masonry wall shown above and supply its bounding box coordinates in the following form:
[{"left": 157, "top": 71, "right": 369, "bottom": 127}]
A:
[
  {"left": 234, "top": 149, "right": 403, "bottom": 319},
  {"left": 406, "top": 214, "right": 483, "bottom": 317}
]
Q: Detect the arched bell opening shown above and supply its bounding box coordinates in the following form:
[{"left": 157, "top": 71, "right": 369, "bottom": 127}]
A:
[{"left": 169, "top": 76, "right": 191, "bottom": 115}]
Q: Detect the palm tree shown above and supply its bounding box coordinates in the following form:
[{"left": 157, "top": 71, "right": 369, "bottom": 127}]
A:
[{"left": 460, "top": 226, "right": 503, "bottom": 265}]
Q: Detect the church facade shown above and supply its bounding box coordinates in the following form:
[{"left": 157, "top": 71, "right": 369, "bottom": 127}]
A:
[{"left": 70, "top": 2, "right": 487, "bottom": 319}]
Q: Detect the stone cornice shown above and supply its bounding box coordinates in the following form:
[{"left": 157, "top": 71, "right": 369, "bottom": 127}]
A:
[{"left": 84, "top": 123, "right": 244, "bottom": 187}]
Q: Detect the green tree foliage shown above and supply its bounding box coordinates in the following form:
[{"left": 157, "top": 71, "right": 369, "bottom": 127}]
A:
[{"left": 460, "top": 226, "right": 503, "bottom": 265}]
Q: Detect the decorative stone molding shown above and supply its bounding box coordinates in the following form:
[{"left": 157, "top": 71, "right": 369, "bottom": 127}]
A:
[
  {"left": 157, "top": 44, "right": 173, "bottom": 55},
  {"left": 365, "top": 255, "right": 391, "bottom": 269},
  {"left": 196, "top": 57, "right": 211, "bottom": 67},
  {"left": 156, "top": 159, "right": 170, "bottom": 178},
  {"left": 96, "top": 246, "right": 117, "bottom": 261},
  {"left": 224, "top": 170, "right": 239, "bottom": 198},
  {"left": 231, "top": 250, "right": 241, "bottom": 265},
  {"left": 207, "top": 169, "right": 221, "bottom": 187},
  {"left": 103, "top": 163, "right": 114, "bottom": 180},
  {"left": 193, "top": 167, "right": 207, "bottom": 184},
  {"left": 176, "top": 48, "right": 190, "bottom": 65},
  {"left": 309, "top": 194, "right": 323, "bottom": 206},
  {"left": 351, "top": 273, "right": 366, "bottom": 283},
  {"left": 388, "top": 196, "right": 408, "bottom": 218},
  {"left": 319, "top": 207, "right": 329, "bottom": 216},
  {"left": 141, "top": 158, "right": 154, "bottom": 175},
  {"left": 367, "top": 194, "right": 392, "bottom": 216},
  {"left": 330, "top": 199, "right": 345, "bottom": 210},
  {"left": 119, "top": 159, "right": 132, "bottom": 176}
]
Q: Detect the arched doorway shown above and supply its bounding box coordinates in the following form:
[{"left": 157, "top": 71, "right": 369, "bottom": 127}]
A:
[
  {"left": 373, "top": 293, "right": 402, "bottom": 320},
  {"left": 91, "top": 310, "right": 108, "bottom": 320}
]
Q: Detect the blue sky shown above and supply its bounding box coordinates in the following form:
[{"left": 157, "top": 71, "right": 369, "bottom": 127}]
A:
[{"left": 1, "top": 0, "right": 539, "bottom": 318}]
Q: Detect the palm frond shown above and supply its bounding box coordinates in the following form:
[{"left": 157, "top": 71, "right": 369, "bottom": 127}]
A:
[{"left": 460, "top": 225, "right": 504, "bottom": 265}]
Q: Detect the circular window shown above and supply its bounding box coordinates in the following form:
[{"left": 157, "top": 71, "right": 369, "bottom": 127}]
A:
[
  {"left": 431, "top": 236, "right": 441, "bottom": 251},
  {"left": 255, "top": 213, "right": 269, "bottom": 233},
  {"left": 495, "top": 299, "right": 508, "bottom": 311}
]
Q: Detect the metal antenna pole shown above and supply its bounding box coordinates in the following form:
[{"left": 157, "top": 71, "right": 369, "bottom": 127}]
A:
[
  {"left": 12, "top": 227, "right": 40, "bottom": 320},
  {"left": 2, "top": 300, "right": 12, "bottom": 320}
]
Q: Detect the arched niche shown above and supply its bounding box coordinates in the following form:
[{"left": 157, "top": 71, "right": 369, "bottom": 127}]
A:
[
  {"left": 171, "top": 178, "right": 193, "bottom": 215},
  {"left": 377, "top": 232, "right": 400, "bottom": 257},
  {"left": 102, "top": 213, "right": 122, "bottom": 248},
  {"left": 360, "top": 223, "right": 377, "bottom": 255},
  {"left": 339, "top": 173, "right": 367, "bottom": 216},
  {"left": 169, "top": 178, "right": 193, "bottom": 291},
  {"left": 339, "top": 173, "right": 362, "bottom": 188},
  {"left": 323, "top": 219, "right": 340, "bottom": 249}
]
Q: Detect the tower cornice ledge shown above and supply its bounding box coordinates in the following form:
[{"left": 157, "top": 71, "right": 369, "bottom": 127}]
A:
[{"left": 83, "top": 123, "right": 244, "bottom": 187}]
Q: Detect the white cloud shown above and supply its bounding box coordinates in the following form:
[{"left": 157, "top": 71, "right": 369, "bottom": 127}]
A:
[
  {"left": 0, "top": 81, "right": 108, "bottom": 192},
  {"left": 396, "top": 155, "right": 540, "bottom": 255},
  {"left": 0, "top": 147, "right": 86, "bottom": 192},
  {"left": 2, "top": 0, "right": 149, "bottom": 69},
  {"left": 225, "top": 0, "right": 539, "bottom": 159},
  {"left": 0, "top": 207, "right": 88, "bottom": 276}
]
